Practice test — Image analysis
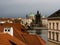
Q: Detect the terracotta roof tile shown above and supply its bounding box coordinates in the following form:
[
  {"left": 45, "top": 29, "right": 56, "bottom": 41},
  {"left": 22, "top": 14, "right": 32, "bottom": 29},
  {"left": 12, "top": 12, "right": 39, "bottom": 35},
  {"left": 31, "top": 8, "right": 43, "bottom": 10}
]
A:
[
  {"left": 0, "top": 33, "right": 26, "bottom": 45},
  {"left": 0, "top": 25, "right": 4, "bottom": 32},
  {"left": 0, "top": 23, "right": 46, "bottom": 45},
  {"left": 21, "top": 34, "right": 46, "bottom": 45},
  {"left": 0, "top": 23, "right": 28, "bottom": 43}
]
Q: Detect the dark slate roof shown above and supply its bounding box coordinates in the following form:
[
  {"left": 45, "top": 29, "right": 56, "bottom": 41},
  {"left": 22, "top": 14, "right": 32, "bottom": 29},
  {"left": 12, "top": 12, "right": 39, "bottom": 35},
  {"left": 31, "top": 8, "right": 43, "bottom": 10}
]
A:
[{"left": 48, "top": 9, "right": 60, "bottom": 18}]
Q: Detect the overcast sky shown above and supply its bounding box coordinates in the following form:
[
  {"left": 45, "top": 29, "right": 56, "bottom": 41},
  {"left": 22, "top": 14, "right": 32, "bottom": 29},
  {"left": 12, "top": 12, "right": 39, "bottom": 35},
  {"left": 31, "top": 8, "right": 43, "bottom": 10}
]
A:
[{"left": 0, "top": 0, "right": 60, "bottom": 18}]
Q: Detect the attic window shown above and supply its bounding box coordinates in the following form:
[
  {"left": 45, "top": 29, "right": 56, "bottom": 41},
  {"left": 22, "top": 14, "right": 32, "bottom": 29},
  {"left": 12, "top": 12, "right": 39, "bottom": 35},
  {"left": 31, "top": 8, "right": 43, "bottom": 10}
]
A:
[
  {"left": 5, "top": 29, "right": 10, "bottom": 32},
  {"left": 4, "top": 27, "right": 13, "bottom": 36},
  {"left": 8, "top": 29, "right": 10, "bottom": 32},
  {"left": 5, "top": 29, "right": 7, "bottom": 31}
]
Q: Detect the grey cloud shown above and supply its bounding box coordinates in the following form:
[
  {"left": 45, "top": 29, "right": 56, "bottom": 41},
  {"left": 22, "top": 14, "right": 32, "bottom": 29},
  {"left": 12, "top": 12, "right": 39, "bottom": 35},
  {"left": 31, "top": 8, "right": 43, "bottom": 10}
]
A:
[{"left": 0, "top": 0, "right": 60, "bottom": 18}]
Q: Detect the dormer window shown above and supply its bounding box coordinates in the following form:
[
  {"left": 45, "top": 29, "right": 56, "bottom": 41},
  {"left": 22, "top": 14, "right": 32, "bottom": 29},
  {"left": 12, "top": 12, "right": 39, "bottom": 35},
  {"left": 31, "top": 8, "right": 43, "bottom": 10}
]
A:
[
  {"left": 5, "top": 29, "right": 10, "bottom": 32},
  {"left": 5, "top": 29, "right": 7, "bottom": 31},
  {"left": 8, "top": 29, "right": 10, "bottom": 32},
  {"left": 4, "top": 27, "right": 13, "bottom": 36}
]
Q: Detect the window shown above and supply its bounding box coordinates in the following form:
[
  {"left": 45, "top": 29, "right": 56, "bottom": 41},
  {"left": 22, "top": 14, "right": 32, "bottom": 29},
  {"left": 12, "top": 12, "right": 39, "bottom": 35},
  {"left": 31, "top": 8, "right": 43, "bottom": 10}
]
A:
[
  {"left": 56, "top": 32, "right": 59, "bottom": 41},
  {"left": 5, "top": 29, "right": 7, "bottom": 31},
  {"left": 52, "top": 32, "right": 54, "bottom": 40},
  {"left": 4, "top": 27, "right": 13, "bottom": 36},
  {"left": 49, "top": 31, "right": 51, "bottom": 39},
  {"left": 49, "top": 23, "right": 51, "bottom": 29},
  {"left": 5, "top": 29, "right": 10, "bottom": 32},
  {"left": 56, "top": 23, "right": 58, "bottom": 30},
  {"left": 53, "top": 23, "right": 54, "bottom": 29},
  {"left": 8, "top": 29, "right": 10, "bottom": 32}
]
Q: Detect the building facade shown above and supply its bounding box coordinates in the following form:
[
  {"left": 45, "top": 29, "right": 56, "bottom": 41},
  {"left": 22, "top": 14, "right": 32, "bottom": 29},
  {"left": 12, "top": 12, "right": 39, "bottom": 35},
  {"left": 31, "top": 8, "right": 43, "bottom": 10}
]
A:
[
  {"left": 48, "top": 10, "right": 60, "bottom": 42},
  {"left": 41, "top": 17, "right": 48, "bottom": 27},
  {"left": 21, "top": 18, "right": 32, "bottom": 26}
]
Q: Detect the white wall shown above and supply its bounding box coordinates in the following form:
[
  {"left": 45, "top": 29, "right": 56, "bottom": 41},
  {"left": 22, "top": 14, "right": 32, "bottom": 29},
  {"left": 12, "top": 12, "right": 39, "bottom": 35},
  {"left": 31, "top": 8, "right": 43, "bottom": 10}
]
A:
[{"left": 4, "top": 27, "right": 13, "bottom": 36}]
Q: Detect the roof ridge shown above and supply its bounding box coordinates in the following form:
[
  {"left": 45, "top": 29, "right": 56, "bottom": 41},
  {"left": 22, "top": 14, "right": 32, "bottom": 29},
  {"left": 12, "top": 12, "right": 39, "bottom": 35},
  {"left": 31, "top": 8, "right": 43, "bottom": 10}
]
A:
[{"left": 48, "top": 9, "right": 60, "bottom": 18}]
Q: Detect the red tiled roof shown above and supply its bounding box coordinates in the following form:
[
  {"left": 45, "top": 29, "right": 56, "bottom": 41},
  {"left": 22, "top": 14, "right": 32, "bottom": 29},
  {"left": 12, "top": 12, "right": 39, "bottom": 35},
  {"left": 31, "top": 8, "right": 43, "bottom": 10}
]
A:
[
  {"left": 0, "top": 25, "right": 4, "bottom": 32},
  {"left": 21, "top": 34, "right": 46, "bottom": 45},
  {"left": 0, "top": 33, "right": 26, "bottom": 45},
  {"left": 0, "top": 23, "right": 28, "bottom": 43},
  {"left": 0, "top": 18, "right": 13, "bottom": 21},
  {"left": 0, "top": 23, "right": 46, "bottom": 45}
]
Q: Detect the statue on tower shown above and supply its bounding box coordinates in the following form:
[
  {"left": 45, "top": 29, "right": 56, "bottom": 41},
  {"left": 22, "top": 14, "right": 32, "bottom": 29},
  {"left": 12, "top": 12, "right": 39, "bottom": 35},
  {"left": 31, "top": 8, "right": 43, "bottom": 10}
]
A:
[{"left": 35, "top": 11, "right": 42, "bottom": 27}]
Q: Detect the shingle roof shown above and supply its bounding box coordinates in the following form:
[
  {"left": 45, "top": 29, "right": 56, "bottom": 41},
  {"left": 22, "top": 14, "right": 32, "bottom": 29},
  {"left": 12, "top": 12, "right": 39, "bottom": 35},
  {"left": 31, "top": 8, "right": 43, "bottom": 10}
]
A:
[
  {"left": 48, "top": 9, "right": 60, "bottom": 19},
  {"left": 0, "top": 33, "right": 25, "bottom": 45}
]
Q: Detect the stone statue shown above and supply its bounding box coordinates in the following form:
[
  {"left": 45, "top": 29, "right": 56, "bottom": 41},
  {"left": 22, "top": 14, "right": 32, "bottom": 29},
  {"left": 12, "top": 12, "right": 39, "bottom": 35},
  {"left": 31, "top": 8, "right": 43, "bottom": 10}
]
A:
[{"left": 35, "top": 11, "right": 42, "bottom": 27}]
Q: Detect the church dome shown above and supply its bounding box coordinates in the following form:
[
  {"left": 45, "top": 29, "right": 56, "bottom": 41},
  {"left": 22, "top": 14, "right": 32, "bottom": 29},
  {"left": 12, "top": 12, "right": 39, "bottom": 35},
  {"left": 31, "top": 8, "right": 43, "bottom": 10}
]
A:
[{"left": 28, "top": 12, "right": 35, "bottom": 16}]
